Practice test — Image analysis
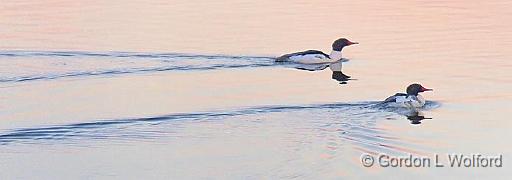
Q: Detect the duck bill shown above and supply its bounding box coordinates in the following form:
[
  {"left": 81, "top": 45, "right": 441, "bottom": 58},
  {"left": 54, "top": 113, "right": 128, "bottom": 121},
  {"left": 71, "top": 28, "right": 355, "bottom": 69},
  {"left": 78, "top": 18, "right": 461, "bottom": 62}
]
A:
[
  {"left": 421, "top": 87, "right": 433, "bottom": 92},
  {"left": 347, "top": 41, "right": 359, "bottom": 46}
]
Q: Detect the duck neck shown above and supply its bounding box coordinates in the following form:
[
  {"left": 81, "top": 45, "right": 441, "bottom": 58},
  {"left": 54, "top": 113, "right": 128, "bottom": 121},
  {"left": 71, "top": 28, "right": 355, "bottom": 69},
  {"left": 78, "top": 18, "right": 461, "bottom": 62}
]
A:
[{"left": 329, "top": 50, "right": 343, "bottom": 61}]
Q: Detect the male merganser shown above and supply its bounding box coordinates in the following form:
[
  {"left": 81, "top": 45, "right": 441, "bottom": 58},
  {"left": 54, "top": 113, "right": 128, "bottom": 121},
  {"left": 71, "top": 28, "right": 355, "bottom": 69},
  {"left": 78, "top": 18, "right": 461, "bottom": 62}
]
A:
[
  {"left": 276, "top": 38, "right": 358, "bottom": 78},
  {"left": 383, "top": 83, "right": 433, "bottom": 108}
]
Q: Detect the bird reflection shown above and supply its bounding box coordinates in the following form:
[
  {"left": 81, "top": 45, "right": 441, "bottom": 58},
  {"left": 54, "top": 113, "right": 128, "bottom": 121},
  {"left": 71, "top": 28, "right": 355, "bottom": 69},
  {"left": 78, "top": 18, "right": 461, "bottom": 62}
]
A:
[
  {"left": 405, "top": 110, "right": 432, "bottom": 125},
  {"left": 291, "top": 59, "right": 355, "bottom": 85},
  {"left": 331, "top": 71, "right": 353, "bottom": 84},
  {"left": 329, "top": 59, "right": 354, "bottom": 84}
]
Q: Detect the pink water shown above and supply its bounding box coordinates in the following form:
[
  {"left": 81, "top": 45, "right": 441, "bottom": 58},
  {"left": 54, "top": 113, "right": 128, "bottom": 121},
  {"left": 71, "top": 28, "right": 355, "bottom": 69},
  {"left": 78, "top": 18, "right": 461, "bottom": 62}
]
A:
[{"left": 0, "top": 0, "right": 511, "bottom": 179}]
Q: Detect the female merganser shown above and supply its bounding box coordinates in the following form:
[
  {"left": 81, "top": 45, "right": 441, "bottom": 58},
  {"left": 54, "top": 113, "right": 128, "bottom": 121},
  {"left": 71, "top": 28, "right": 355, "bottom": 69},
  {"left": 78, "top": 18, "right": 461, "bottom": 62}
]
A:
[
  {"left": 276, "top": 38, "right": 358, "bottom": 78},
  {"left": 383, "top": 83, "right": 433, "bottom": 108}
]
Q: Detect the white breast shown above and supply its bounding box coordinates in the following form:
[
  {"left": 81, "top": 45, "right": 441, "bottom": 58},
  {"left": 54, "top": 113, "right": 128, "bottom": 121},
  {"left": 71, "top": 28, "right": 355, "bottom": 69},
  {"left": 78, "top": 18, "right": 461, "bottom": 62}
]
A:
[{"left": 391, "top": 95, "right": 426, "bottom": 108}]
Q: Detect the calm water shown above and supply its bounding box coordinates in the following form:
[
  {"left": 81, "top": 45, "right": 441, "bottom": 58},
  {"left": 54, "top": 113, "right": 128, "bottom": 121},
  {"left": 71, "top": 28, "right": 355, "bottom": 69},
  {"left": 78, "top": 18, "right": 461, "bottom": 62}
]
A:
[{"left": 1, "top": 0, "right": 511, "bottom": 179}]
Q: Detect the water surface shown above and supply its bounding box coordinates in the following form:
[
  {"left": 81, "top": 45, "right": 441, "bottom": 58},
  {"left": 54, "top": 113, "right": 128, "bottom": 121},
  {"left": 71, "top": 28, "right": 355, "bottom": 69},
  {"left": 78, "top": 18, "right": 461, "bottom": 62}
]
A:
[{"left": 1, "top": 0, "right": 511, "bottom": 179}]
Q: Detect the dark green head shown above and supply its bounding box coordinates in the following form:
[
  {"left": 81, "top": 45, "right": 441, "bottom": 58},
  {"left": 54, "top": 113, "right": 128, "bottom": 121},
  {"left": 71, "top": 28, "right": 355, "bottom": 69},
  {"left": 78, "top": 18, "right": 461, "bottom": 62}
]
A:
[
  {"left": 406, "top": 83, "right": 433, "bottom": 96},
  {"left": 332, "top": 38, "right": 358, "bottom": 51}
]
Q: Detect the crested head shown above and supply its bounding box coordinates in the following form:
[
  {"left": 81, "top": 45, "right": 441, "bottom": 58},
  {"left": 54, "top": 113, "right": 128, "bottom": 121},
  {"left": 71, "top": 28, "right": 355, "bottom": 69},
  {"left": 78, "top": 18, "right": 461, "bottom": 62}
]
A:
[
  {"left": 406, "top": 83, "right": 433, "bottom": 95},
  {"left": 332, "top": 38, "right": 358, "bottom": 51}
]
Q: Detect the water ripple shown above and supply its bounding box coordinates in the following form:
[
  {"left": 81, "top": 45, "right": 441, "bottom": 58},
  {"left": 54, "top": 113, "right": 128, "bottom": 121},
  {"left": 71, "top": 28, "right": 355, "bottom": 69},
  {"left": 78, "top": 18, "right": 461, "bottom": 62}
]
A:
[
  {"left": 0, "top": 101, "right": 440, "bottom": 154},
  {"left": 0, "top": 50, "right": 276, "bottom": 83}
]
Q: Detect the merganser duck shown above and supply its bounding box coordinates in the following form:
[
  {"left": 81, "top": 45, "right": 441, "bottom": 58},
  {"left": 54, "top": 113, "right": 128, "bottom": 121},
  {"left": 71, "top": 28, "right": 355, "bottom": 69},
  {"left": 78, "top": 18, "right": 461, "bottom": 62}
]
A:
[
  {"left": 276, "top": 38, "right": 358, "bottom": 78},
  {"left": 384, "top": 83, "right": 433, "bottom": 108}
]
